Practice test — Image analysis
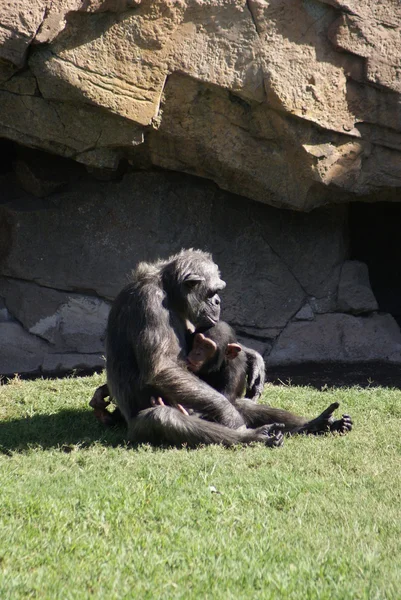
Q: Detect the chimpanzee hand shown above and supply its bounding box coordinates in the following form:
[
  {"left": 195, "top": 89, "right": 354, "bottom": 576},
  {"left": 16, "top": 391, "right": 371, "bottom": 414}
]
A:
[
  {"left": 242, "top": 346, "right": 266, "bottom": 401},
  {"left": 150, "top": 396, "right": 190, "bottom": 416}
]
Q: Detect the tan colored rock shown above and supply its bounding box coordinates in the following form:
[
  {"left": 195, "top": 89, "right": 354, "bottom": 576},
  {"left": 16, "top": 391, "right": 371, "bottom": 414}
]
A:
[
  {"left": 0, "top": 84, "right": 143, "bottom": 164},
  {"left": 1, "top": 0, "right": 401, "bottom": 208},
  {"left": 248, "top": 0, "right": 360, "bottom": 136},
  {"left": 30, "top": 0, "right": 262, "bottom": 125},
  {"left": 148, "top": 74, "right": 319, "bottom": 210},
  {"left": 328, "top": 4, "right": 401, "bottom": 93},
  {"left": 0, "top": 0, "right": 48, "bottom": 67}
]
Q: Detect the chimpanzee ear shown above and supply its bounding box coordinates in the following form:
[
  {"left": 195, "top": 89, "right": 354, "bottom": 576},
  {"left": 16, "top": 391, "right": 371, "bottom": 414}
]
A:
[
  {"left": 226, "top": 343, "right": 242, "bottom": 360},
  {"left": 193, "top": 333, "right": 217, "bottom": 355},
  {"left": 193, "top": 332, "right": 206, "bottom": 346}
]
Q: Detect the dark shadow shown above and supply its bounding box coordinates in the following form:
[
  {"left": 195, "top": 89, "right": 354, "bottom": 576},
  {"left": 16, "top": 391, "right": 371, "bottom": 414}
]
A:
[
  {"left": 350, "top": 202, "right": 401, "bottom": 327},
  {"left": 0, "top": 408, "right": 126, "bottom": 454},
  {"left": 1, "top": 367, "right": 103, "bottom": 384},
  {"left": 266, "top": 361, "right": 401, "bottom": 390}
]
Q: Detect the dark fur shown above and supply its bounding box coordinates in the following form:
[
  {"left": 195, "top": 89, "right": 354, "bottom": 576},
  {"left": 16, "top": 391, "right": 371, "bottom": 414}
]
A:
[
  {"left": 93, "top": 249, "right": 352, "bottom": 446},
  {"left": 189, "top": 321, "right": 247, "bottom": 402},
  {"left": 185, "top": 322, "right": 353, "bottom": 436}
]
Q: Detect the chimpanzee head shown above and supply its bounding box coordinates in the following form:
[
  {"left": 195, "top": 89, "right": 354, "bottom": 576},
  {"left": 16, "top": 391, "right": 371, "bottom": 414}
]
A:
[
  {"left": 186, "top": 330, "right": 242, "bottom": 373},
  {"left": 162, "top": 249, "right": 226, "bottom": 327}
]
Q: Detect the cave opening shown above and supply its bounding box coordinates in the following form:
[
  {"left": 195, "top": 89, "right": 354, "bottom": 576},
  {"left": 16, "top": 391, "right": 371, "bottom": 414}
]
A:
[
  {"left": 350, "top": 202, "right": 401, "bottom": 327},
  {"left": 0, "top": 138, "right": 17, "bottom": 174}
]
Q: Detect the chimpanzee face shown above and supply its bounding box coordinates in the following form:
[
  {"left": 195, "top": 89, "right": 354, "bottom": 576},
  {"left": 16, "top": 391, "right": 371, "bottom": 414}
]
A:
[{"left": 182, "top": 261, "right": 226, "bottom": 328}]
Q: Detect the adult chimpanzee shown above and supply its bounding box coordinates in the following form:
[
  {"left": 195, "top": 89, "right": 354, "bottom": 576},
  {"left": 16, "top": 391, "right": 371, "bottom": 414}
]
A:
[
  {"left": 89, "top": 321, "right": 257, "bottom": 425},
  {"left": 98, "top": 249, "right": 352, "bottom": 446},
  {"left": 186, "top": 321, "right": 352, "bottom": 435}
]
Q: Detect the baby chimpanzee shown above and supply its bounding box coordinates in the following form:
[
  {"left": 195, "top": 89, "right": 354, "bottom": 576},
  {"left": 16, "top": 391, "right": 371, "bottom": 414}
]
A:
[
  {"left": 187, "top": 322, "right": 353, "bottom": 436},
  {"left": 186, "top": 321, "right": 247, "bottom": 403}
]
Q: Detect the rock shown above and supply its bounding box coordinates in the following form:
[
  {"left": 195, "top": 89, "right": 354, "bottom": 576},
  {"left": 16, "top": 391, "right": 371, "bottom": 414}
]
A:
[
  {"left": 148, "top": 74, "right": 332, "bottom": 210},
  {"left": 0, "top": 298, "right": 13, "bottom": 322},
  {"left": 29, "top": 1, "right": 262, "bottom": 126},
  {"left": 13, "top": 148, "right": 82, "bottom": 197},
  {"left": 337, "top": 260, "right": 379, "bottom": 314},
  {"left": 309, "top": 293, "right": 337, "bottom": 315},
  {"left": 2, "top": 0, "right": 401, "bottom": 372},
  {"left": 0, "top": 171, "right": 347, "bottom": 332},
  {"left": 1, "top": 279, "right": 110, "bottom": 353},
  {"left": 0, "top": 1, "right": 400, "bottom": 205},
  {"left": 35, "top": 1, "right": 142, "bottom": 45},
  {"left": 343, "top": 314, "right": 401, "bottom": 363},
  {"left": 0, "top": 206, "right": 13, "bottom": 264},
  {"left": 0, "top": 1, "right": 47, "bottom": 68},
  {"left": 0, "top": 320, "right": 105, "bottom": 375},
  {"left": 0, "top": 322, "right": 47, "bottom": 375},
  {"left": 236, "top": 335, "right": 272, "bottom": 362},
  {"left": 328, "top": 5, "right": 401, "bottom": 93},
  {"left": 0, "top": 89, "right": 144, "bottom": 165},
  {"left": 42, "top": 352, "right": 105, "bottom": 374},
  {"left": 294, "top": 303, "right": 315, "bottom": 322},
  {"left": 267, "top": 313, "right": 401, "bottom": 366}
]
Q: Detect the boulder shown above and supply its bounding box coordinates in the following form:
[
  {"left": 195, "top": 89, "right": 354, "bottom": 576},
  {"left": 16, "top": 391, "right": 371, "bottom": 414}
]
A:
[
  {"left": 1, "top": 0, "right": 401, "bottom": 372},
  {"left": 267, "top": 313, "right": 401, "bottom": 366},
  {"left": 294, "top": 303, "right": 315, "bottom": 322},
  {"left": 337, "top": 260, "right": 379, "bottom": 314},
  {"left": 0, "top": 321, "right": 105, "bottom": 376},
  {"left": 0, "top": 171, "right": 347, "bottom": 330},
  {"left": 0, "top": 322, "right": 47, "bottom": 375},
  {"left": 0, "top": 1, "right": 401, "bottom": 208},
  {"left": 0, "top": 167, "right": 354, "bottom": 372},
  {"left": 1, "top": 279, "right": 110, "bottom": 353}
]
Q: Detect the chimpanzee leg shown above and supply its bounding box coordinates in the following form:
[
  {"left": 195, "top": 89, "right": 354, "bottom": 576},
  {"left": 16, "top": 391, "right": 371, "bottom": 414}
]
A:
[
  {"left": 296, "top": 403, "right": 353, "bottom": 435},
  {"left": 89, "top": 383, "right": 125, "bottom": 427},
  {"left": 128, "top": 406, "right": 285, "bottom": 448},
  {"left": 234, "top": 398, "right": 352, "bottom": 435}
]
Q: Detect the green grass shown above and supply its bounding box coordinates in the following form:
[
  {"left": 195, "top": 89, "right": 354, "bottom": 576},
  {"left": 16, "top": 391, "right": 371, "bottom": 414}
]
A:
[{"left": 1, "top": 373, "right": 400, "bottom": 599}]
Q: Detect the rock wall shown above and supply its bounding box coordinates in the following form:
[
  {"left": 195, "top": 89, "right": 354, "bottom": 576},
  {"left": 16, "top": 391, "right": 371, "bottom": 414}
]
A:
[
  {"left": 1, "top": 149, "right": 401, "bottom": 376},
  {"left": 1, "top": 0, "right": 401, "bottom": 375},
  {"left": 1, "top": 1, "right": 401, "bottom": 210}
]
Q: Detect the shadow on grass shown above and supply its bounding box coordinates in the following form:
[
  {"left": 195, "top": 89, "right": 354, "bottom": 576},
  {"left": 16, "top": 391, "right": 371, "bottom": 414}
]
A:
[
  {"left": 266, "top": 362, "right": 401, "bottom": 390},
  {"left": 0, "top": 409, "right": 126, "bottom": 454}
]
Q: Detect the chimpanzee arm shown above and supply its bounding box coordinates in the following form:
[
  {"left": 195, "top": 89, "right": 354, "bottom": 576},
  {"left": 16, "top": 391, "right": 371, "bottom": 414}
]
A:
[
  {"left": 131, "top": 288, "right": 245, "bottom": 430},
  {"left": 241, "top": 345, "right": 266, "bottom": 401},
  {"left": 151, "top": 362, "right": 246, "bottom": 429}
]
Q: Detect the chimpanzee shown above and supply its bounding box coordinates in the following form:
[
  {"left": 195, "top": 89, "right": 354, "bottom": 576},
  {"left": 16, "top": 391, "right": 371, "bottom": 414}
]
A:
[
  {"left": 186, "top": 321, "right": 246, "bottom": 402},
  {"left": 89, "top": 320, "right": 262, "bottom": 425},
  {"left": 185, "top": 321, "right": 353, "bottom": 435},
  {"left": 93, "top": 249, "right": 352, "bottom": 446}
]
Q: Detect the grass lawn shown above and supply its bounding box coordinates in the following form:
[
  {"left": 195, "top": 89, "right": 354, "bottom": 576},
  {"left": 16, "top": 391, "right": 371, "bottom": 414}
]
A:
[{"left": 0, "top": 373, "right": 400, "bottom": 599}]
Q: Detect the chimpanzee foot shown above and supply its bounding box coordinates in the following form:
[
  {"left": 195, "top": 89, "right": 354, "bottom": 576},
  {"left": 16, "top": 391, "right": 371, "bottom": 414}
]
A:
[
  {"left": 92, "top": 406, "right": 124, "bottom": 427},
  {"left": 89, "top": 383, "right": 110, "bottom": 411},
  {"left": 299, "top": 402, "right": 352, "bottom": 435},
  {"left": 89, "top": 384, "right": 125, "bottom": 427},
  {"left": 254, "top": 423, "right": 285, "bottom": 447},
  {"left": 330, "top": 413, "right": 353, "bottom": 434}
]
